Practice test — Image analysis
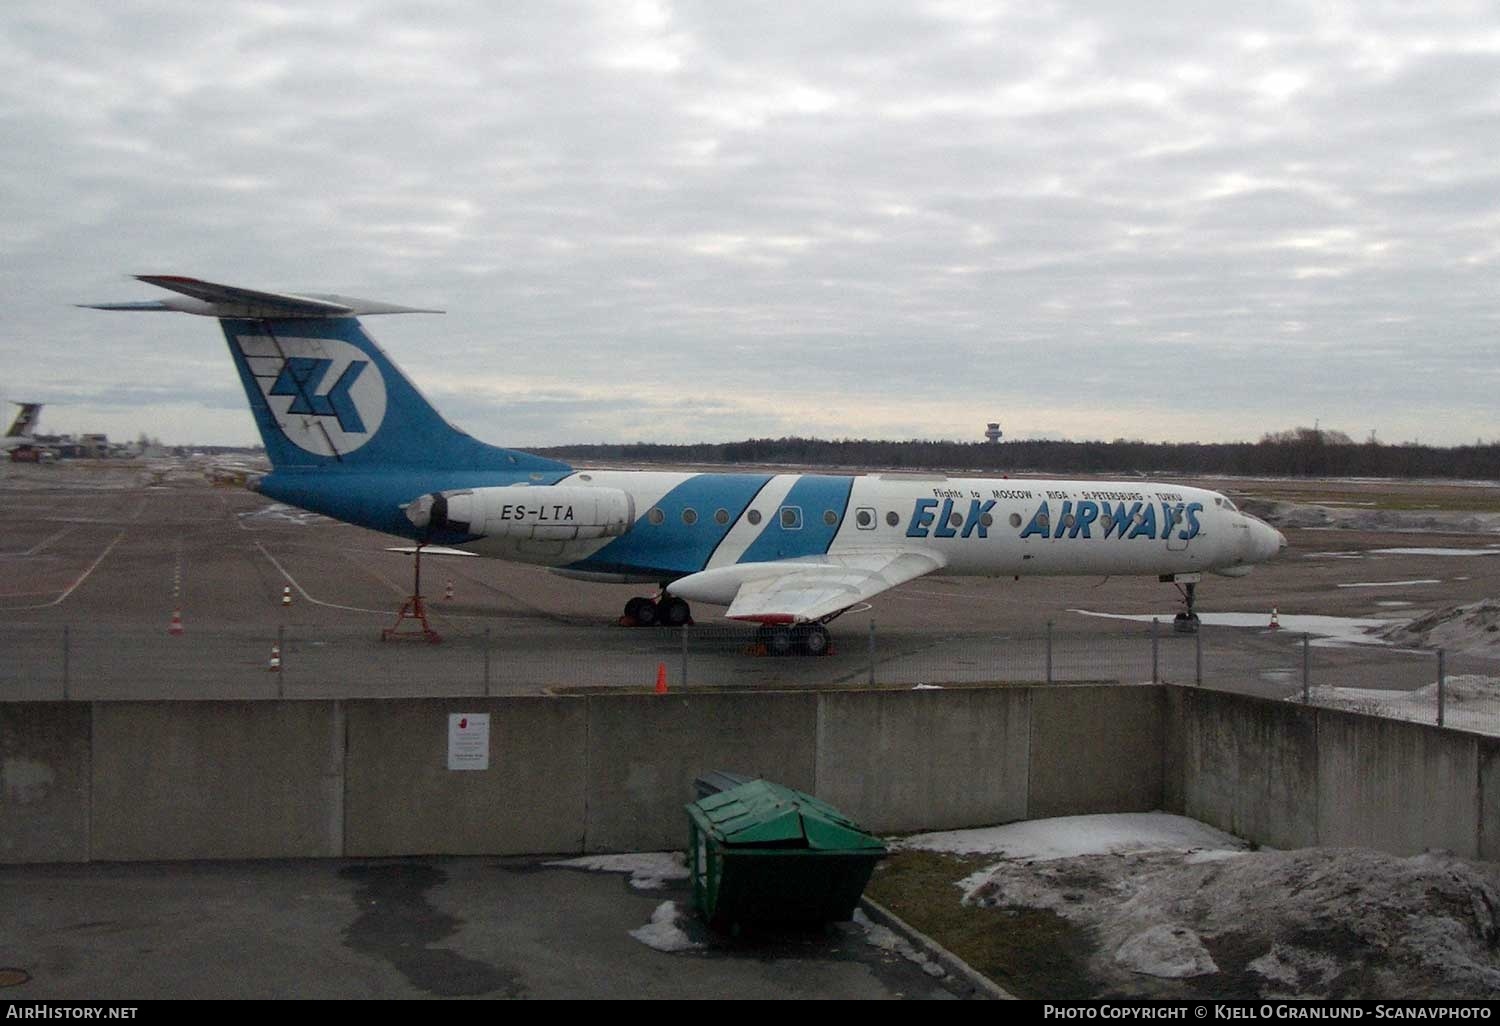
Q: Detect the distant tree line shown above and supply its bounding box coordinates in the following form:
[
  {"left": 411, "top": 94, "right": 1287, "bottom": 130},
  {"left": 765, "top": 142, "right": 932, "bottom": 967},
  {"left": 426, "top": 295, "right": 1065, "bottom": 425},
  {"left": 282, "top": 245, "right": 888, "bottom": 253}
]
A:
[{"left": 535, "top": 428, "right": 1500, "bottom": 479}]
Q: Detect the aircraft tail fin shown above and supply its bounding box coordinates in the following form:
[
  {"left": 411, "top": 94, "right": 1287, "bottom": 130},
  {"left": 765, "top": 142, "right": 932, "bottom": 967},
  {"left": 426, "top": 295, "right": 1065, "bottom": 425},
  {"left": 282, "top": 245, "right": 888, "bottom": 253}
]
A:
[
  {"left": 5, "top": 402, "right": 42, "bottom": 439},
  {"left": 84, "top": 276, "right": 569, "bottom": 475}
]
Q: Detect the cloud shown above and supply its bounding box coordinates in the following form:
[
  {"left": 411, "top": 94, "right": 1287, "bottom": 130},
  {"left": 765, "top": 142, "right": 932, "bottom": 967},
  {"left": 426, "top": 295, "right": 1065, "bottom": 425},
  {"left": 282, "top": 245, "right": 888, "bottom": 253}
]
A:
[{"left": 2, "top": 1, "right": 1497, "bottom": 448}]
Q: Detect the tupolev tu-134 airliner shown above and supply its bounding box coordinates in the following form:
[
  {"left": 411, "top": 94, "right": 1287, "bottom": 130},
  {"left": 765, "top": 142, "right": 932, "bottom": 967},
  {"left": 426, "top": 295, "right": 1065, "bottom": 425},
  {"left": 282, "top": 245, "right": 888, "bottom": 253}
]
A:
[{"left": 86, "top": 276, "right": 1286, "bottom": 656}]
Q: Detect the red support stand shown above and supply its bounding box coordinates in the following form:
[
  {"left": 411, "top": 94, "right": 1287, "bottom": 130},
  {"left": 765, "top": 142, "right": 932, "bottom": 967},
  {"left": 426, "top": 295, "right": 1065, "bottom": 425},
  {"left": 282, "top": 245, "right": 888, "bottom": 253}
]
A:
[{"left": 383, "top": 545, "right": 442, "bottom": 643}]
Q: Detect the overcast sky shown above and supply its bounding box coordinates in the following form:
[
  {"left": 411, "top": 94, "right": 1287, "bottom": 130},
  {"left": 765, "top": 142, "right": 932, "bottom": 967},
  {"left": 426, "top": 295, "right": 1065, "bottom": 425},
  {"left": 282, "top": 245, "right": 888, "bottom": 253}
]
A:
[{"left": 3, "top": 1, "right": 1498, "bottom": 449}]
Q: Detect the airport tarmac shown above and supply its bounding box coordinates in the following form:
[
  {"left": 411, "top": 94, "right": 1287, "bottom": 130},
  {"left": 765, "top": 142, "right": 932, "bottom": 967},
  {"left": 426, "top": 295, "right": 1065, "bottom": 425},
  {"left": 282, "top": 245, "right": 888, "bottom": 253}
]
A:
[
  {"left": 0, "top": 855, "right": 966, "bottom": 1000},
  {"left": 3, "top": 461, "right": 1498, "bottom": 1001},
  {"left": 1, "top": 461, "right": 1497, "bottom": 701}
]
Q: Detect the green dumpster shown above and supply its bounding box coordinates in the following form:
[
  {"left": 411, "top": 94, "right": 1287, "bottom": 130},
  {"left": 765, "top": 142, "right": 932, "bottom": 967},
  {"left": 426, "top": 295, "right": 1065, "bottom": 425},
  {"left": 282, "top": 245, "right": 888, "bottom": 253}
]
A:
[{"left": 686, "top": 779, "right": 887, "bottom": 930}]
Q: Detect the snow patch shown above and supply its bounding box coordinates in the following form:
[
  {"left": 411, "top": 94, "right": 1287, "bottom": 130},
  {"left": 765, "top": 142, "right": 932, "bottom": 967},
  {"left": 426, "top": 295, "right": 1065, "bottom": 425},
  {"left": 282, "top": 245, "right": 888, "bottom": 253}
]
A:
[
  {"left": 1373, "top": 548, "right": 1500, "bottom": 557},
  {"left": 629, "top": 901, "right": 703, "bottom": 953},
  {"left": 1250, "top": 943, "right": 1343, "bottom": 998},
  {"left": 547, "top": 852, "right": 689, "bottom": 890},
  {"left": 852, "top": 909, "right": 946, "bottom": 978},
  {"left": 1071, "top": 609, "right": 1398, "bottom": 647},
  {"left": 1114, "top": 924, "right": 1217, "bottom": 978}
]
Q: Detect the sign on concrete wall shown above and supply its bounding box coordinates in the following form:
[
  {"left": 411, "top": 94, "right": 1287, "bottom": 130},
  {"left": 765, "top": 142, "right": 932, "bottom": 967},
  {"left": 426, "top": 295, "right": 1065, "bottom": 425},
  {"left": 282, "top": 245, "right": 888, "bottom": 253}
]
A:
[{"left": 447, "top": 713, "right": 490, "bottom": 771}]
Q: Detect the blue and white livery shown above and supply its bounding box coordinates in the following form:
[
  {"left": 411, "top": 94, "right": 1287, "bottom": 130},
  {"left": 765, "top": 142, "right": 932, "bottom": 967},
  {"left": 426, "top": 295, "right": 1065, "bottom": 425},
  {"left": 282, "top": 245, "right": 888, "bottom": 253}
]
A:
[{"left": 86, "top": 276, "right": 1287, "bottom": 654}]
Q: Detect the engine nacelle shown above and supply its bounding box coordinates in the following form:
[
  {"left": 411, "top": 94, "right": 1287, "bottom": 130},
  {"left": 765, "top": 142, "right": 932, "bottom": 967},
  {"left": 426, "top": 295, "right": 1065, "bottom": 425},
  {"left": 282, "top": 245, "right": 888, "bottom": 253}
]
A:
[{"left": 405, "top": 485, "right": 635, "bottom": 542}]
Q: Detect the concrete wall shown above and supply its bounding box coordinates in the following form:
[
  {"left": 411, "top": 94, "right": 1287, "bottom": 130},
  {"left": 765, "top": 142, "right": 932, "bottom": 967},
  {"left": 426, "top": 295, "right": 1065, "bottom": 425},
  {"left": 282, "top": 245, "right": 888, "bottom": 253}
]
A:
[
  {"left": 1027, "top": 685, "right": 1163, "bottom": 820},
  {"left": 1, "top": 703, "right": 91, "bottom": 863},
  {"left": 344, "top": 697, "right": 588, "bottom": 857},
  {"left": 1478, "top": 740, "right": 1500, "bottom": 862},
  {"left": 91, "top": 702, "right": 344, "bottom": 861},
  {"left": 815, "top": 688, "right": 1031, "bottom": 833},
  {"left": 1165, "top": 689, "right": 1320, "bottom": 850},
  {"left": 5, "top": 684, "right": 1499, "bottom": 864},
  {"left": 1315, "top": 709, "right": 1479, "bottom": 857},
  {"left": 1164, "top": 688, "right": 1496, "bottom": 860},
  {"left": 585, "top": 691, "right": 819, "bottom": 852}
]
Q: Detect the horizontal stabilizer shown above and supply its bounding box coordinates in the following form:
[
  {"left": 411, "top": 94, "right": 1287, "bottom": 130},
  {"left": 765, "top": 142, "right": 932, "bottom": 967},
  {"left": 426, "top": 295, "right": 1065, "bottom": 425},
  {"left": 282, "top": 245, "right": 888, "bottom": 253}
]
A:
[{"left": 81, "top": 275, "right": 442, "bottom": 318}]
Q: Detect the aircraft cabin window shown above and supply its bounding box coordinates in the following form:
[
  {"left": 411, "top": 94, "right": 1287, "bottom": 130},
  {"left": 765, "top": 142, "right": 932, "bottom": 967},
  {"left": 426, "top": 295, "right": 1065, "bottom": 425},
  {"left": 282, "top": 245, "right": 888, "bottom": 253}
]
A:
[
  {"left": 1063, "top": 514, "right": 1076, "bottom": 529},
  {"left": 647, "top": 507, "right": 665, "bottom": 525},
  {"left": 747, "top": 509, "right": 762, "bottom": 526},
  {"left": 949, "top": 512, "right": 962, "bottom": 529},
  {"left": 682, "top": 508, "right": 698, "bottom": 525},
  {"left": 1037, "top": 512, "right": 1050, "bottom": 528},
  {"left": 981, "top": 513, "right": 994, "bottom": 527},
  {"left": 856, "top": 508, "right": 875, "bottom": 529},
  {"left": 823, "top": 510, "right": 838, "bottom": 526},
  {"left": 781, "top": 507, "right": 803, "bottom": 530},
  {"left": 1009, "top": 513, "right": 1022, "bottom": 528},
  {"left": 579, "top": 473, "right": 593, "bottom": 481},
  {"left": 885, "top": 511, "right": 900, "bottom": 527},
  {"left": 714, "top": 508, "right": 730, "bottom": 525}
]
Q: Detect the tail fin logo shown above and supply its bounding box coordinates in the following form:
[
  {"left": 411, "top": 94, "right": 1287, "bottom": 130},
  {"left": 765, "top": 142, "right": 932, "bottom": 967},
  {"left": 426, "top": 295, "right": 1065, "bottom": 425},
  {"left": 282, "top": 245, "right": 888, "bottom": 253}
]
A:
[{"left": 235, "top": 333, "right": 387, "bottom": 456}]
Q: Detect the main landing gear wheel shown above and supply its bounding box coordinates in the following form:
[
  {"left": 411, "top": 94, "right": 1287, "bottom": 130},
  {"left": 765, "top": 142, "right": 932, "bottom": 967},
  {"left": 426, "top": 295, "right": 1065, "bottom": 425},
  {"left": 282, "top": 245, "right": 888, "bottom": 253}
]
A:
[
  {"left": 794, "top": 624, "right": 831, "bottom": 656},
  {"left": 622, "top": 595, "right": 693, "bottom": 627},
  {"left": 756, "top": 623, "right": 831, "bottom": 656},
  {"left": 659, "top": 596, "right": 692, "bottom": 627},
  {"left": 758, "top": 625, "right": 794, "bottom": 657},
  {"left": 624, "top": 596, "right": 659, "bottom": 627}
]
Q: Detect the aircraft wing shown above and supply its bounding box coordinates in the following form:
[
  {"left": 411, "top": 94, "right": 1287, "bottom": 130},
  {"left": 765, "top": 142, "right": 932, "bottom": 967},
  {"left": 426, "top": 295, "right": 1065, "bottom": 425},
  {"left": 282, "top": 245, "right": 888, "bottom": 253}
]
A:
[{"left": 670, "top": 549, "right": 947, "bottom": 625}]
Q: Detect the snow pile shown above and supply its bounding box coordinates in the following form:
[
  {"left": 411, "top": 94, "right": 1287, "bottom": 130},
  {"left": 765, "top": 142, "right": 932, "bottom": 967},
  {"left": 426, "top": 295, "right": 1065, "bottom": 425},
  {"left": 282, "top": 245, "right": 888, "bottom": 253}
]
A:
[
  {"left": 1379, "top": 600, "right": 1500, "bottom": 656},
  {"left": 947, "top": 815, "right": 1500, "bottom": 998},
  {"left": 904, "top": 811, "right": 1246, "bottom": 864},
  {"left": 546, "top": 852, "right": 689, "bottom": 890},
  {"left": 1303, "top": 675, "right": 1500, "bottom": 736},
  {"left": 629, "top": 901, "right": 704, "bottom": 953},
  {"left": 1248, "top": 501, "right": 1500, "bottom": 535}
]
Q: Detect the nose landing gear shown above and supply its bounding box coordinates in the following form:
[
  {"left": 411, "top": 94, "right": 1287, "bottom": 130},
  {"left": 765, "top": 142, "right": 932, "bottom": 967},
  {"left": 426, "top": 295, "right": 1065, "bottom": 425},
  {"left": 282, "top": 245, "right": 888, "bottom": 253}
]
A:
[{"left": 1163, "top": 573, "right": 1202, "bottom": 634}]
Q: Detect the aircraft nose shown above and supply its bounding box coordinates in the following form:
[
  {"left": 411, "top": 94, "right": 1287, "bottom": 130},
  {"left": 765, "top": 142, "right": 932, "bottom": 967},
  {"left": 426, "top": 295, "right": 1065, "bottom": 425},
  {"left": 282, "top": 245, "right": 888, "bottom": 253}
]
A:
[
  {"left": 1253, "top": 518, "right": 1287, "bottom": 561},
  {"left": 1240, "top": 514, "right": 1285, "bottom": 563}
]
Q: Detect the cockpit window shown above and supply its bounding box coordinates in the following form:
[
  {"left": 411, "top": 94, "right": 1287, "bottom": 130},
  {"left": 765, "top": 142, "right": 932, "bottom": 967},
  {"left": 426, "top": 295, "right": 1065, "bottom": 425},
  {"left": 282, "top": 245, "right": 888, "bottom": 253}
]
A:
[{"left": 1223, "top": 499, "right": 1238, "bottom": 512}]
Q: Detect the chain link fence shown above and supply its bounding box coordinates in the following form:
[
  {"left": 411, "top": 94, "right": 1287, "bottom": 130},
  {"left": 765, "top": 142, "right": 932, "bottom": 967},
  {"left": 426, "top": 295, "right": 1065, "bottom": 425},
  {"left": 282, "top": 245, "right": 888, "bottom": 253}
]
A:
[{"left": 2, "top": 619, "right": 1494, "bottom": 732}]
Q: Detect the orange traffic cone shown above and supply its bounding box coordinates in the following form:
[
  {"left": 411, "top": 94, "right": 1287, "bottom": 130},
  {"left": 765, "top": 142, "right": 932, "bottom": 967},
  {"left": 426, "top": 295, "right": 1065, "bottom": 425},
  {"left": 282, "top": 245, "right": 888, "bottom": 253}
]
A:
[
  {"left": 268, "top": 645, "right": 282, "bottom": 672},
  {"left": 444, "top": 579, "right": 454, "bottom": 601},
  {"left": 168, "top": 609, "right": 184, "bottom": 636},
  {"left": 655, "top": 662, "right": 668, "bottom": 694},
  {"left": 1268, "top": 608, "right": 1281, "bottom": 630},
  {"left": 282, "top": 585, "right": 292, "bottom": 607}
]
